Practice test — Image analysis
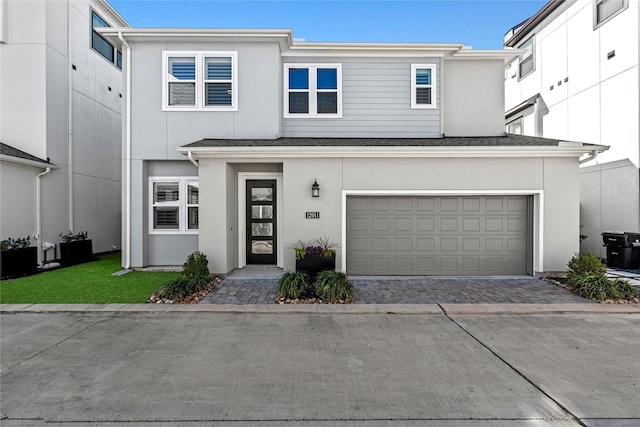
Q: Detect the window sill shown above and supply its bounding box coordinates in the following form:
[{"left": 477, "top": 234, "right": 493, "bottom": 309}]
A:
[{"left": 162, "top": 106, "right": 238, "bottom": 112}]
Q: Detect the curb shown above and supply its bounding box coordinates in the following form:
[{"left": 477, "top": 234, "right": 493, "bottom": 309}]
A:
[{"left": 2, "top": 303, "right": 640, "bottom": 315}]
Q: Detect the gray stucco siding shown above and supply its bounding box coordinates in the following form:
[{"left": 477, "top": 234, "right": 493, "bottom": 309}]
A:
[{"left": 283, "top": 58, "right": 442, "bottom": 138}]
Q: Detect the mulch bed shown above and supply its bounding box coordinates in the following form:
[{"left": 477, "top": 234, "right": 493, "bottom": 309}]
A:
[
  {"left": 275, "top": 295, "right": 354, "bottom": 304},
  {"left": 147, "top": 276, "right": 223, "bottom": 304},
  {"left": 542, "top": 276, "right": 640, "bottom": 304}
]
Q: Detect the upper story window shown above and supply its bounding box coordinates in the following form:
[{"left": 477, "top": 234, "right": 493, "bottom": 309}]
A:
[
  {"left": 506, "top": 117, "right": 523, "bottom": 135},
  {"left": 518, "top": 36, "right": 535, "bottom": 80},
  {"left": 162, "top": 51, "right": 238, "bottom": 111},
  {"left": 91, "top": 11, "right": 121, "bottom": 70},
  {"left": 284, "top": 64, "right": 342, "bottom": 118},
  {"left": 150, "top": 177, "right": 199, "bottom": 234},
  {"left": 594, "top": 0, "right": 628, "bottom": 28},
  {"left": 411, "top": 64, "right": 437, "bottom": 109}
]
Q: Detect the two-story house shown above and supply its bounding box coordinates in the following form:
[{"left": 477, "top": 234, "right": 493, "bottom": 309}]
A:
[
  {"left": 0, "top": 0, "right": 127, "bottom": 264},
  {"left": 504, "top": 0, "right": 639, "bottom": 258},
  {"left": 98, "top": 27, "right": 606, "bottom": 276}
]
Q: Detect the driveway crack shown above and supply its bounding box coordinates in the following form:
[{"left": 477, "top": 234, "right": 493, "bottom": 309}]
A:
[{"left": 437, "top": 304, "right": 588, "bottom": 427}]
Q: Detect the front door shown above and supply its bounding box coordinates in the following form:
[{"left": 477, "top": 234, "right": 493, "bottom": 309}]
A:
[{"left": 246, "top": 180, "right": 277, "bottom": 264}]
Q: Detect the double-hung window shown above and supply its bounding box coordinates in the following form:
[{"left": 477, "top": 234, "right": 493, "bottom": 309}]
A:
[
  {"left": 91, "top": 11, "right": 121, "bottom": 69},
  {"left": 594, "top": 0, "right": 628, "bottom": 28},
  {"left": 163, "top": 51, "right": 238, "bottom": 111},
  {"left": 518, "top": 36, "right": 535, "bottom": 80},
  {"left": 150, "top": 178, "right": 199, "bottom": 233},
  {"left": 411, "top": 64, "right": 437, "bottom": 109},
  {"left": 284, "top": 64, "right": 342, "bottom": 118}
]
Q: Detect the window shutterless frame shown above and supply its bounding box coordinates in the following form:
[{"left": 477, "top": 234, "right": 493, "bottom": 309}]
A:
[
  {"left": 283, "top": 63, "right": 342, "bottom": 118},
  {"left": 518, "top": 36, "right": 535, "bottom": 80},
  {"left": 162, "top": 51, "right": 238, "bottom": 112},
  {"left": 411, "top": 64, "right": 437, "bottom": 109},
  {"left": 593, "top": 0, "right": 628, "bottom": 28},
  {"left": 90, "top": 9, "right": 122, "bottom": 70},
  {"left": 149, "top": 177, "right": 199, "bottom": 234}
]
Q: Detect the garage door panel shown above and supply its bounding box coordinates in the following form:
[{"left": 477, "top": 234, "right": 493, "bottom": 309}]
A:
[{"left": 347, "top": 196, "right": 530, "bottom": 276}]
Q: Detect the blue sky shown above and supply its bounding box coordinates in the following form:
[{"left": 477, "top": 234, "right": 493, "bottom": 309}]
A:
[{"left": 108, "top": 0, "right": 546, "bottom": 49}]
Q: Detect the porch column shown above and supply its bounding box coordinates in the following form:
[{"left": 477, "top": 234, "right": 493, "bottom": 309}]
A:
[{"left": 198, "top": 158, "right": 228, "bottom": 274}]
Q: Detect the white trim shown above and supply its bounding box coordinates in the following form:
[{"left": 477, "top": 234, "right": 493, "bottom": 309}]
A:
[
  {"left": 148, "top": 176, "right": 199, "bottom": 235},
  {"left": 411, "top": 64, "right": 437, "bottom": 109},
  {"left": 341, "top": 190, "right": 544, "bottom": 275},
  {"left": 180, "top": 144, "right": 608, "bottom": 160},
  {"left": 517, "top": 36, "right": 535, "bottom": 81},
  {"left": 238, "top": 172, "right": 284, "bottom": 268},
  {"left": 162, "top": 51, "right": 238, "bottom": 112},
  {"left": 283, "top": 63, "right": 342, "bottom": 118}
]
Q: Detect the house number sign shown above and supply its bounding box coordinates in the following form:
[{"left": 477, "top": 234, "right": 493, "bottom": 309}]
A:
[{"left": 306, "top": 212, "right": 320, "bottom": 219}]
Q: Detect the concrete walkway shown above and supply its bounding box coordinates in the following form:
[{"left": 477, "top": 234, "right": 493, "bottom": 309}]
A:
[
  {"left": 200, "top": 273, "right": 592, "bottom": 305},
  {"left": 1, "top": 310, "right": 639, "bottom": 426}
]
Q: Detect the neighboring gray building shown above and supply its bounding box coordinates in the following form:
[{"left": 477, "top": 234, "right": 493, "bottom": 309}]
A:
[
  {"left": 99, "top": 27, "right": 607, "bottom": 276},
  {"left": 504, "top": 0, "right": 639, "bottom": 258},
  {"left": 0, "top": 0, "right": 127, "bottom": 263}
]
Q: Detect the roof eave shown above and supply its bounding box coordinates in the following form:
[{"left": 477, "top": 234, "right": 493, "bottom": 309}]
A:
[
  {"left": 505, "top": 0, "right": 565, "bottom": 48},
  {"left": 178, "top": 144, "right": 609, "bottom": 160},
  {"left": 0, "top": 154, "right": 60, "bottom": 170}
]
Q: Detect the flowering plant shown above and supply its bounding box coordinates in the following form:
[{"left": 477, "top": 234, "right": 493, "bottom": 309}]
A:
[
  {"left": 1, "top": 235, "right": 31, "bottom": 251},
  {"left": 292, "top": 237, "right": 337, "bottom": 260},
  {"left": 59, "top": 231, "right": 88, "bottom": 243}
]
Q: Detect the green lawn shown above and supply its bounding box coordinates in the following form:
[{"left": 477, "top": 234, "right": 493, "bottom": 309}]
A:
[{"left": 0, "top": 252, "right": 180, "bottom": 304}]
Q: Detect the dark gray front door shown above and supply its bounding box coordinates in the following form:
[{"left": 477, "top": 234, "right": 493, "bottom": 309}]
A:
[{"left": 246, "top": 180, "right": 277, "bottom": 265}]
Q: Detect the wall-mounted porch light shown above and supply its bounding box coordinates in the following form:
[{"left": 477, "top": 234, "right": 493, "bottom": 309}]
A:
[{"left": 311, "top": 179, "right": 320, "bottom": 198}]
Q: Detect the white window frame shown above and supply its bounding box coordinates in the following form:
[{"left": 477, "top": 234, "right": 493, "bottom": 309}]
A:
[
  {"left": 518, "top": 36, "right": 535, "bottom": 80},
  {"left": 149, "top": 177, "right": 199, "bottom": 235},
  {"left": 411, "top": 64, "right": 437, "bottom": 109},
  {"left": 283, "top": 63, "right": 342, "bottom": 118},
  {"left": 162, "top": 51, "right": 238, "bottom": 112},
  {"left": 506, "top": 117, "right": 523, "bottom": 135}
]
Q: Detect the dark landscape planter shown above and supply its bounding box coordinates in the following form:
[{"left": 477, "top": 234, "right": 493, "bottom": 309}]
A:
[
  {"left": 60, "top": 240, "right": 94, "bottom": 266},
  {"left": 0, "top": 247, "right": 38, "bottom": 279},
  {"left": 296, "top": 253, "right": 336, "bottom": 279}
]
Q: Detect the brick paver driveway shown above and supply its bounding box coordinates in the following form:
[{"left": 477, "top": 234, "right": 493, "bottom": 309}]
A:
[{"left": 200, "top": 276, "right": 591, "bottom": 305}]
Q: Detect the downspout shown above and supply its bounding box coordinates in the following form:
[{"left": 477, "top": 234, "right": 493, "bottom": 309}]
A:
[
  {"left": 580, "top": 150, "right": 600, "bottom": 165},
  {"left": 187, "top": 151, "right": 198, "bottom": 167},
  {"left": 36, "top": 168, "right": 52, "bottom": 266},
  {"left": 67, "top": 0, "right": 73, "bottom": 232},
  {"left": 118, "top": 31, "right": 132, "bottom": 270}
]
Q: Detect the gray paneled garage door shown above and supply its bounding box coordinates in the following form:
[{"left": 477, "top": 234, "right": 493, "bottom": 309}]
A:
[{"left": 346, "top": 196, "right": 531, "bottom": 276}]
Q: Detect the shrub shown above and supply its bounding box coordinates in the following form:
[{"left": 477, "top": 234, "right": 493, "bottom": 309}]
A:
[
  {"left": 182, "top": 251, "right": 209, "bottom": 277},
  {"left": 569, "top": 273, "right": 638, "bottom": 301},
  {"left": 160, "top": 275, "right": 211, "bottom": 301},
  {"left": 1, "top": 235, "right": 31, "bottom": 250},
  {"left": 567, "top": 252, "right": 606, "bottom": 284},
  {"left": 59, "top": 231, "right": 88, "bottom": 243},
  {"left": 157, "top": 251, "right": 211, "bottom": 301},
  {"left": 277, "top": 270, "right": 310, "bottom": 299},
  {"left": 314, "top": 270, "right": 355, "bottom": 302}
]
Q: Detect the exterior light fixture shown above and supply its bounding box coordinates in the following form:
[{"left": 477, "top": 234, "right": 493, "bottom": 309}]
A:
[{"left": 311, "top": 179, "right": 320, "bottom": 198}]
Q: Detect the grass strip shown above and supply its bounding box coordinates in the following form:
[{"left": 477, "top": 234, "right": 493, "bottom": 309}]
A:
[{"left": 0, "top": 252, "right": 180, "bottom": 304}]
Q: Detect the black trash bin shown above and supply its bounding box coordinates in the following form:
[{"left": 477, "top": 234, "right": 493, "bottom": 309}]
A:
[{"left": 602, "top": 232, "right": 640, "bottom": 269}]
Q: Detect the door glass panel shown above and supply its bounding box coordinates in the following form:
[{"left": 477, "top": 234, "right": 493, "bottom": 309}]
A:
[
  {"left": 252, "top": 223, "right": 273, "bottom": 237},
  {"left": 252, "top": 205, "right": 273, "bottom": 219},
  {"left": 252, "top": 240, "right": 273, "bottom": 254},
  {"left": 251, "top": 188, "right": 273, "bottom": 202}
]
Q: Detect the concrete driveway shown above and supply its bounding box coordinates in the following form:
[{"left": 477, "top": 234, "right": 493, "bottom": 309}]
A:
[{"left": 1, "top": 306, "right": 639, "bottom": 426}]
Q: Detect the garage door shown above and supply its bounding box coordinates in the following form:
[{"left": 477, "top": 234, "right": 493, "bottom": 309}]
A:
[{"left": 346, "top": 196, "right": 531, "bottom": 276}]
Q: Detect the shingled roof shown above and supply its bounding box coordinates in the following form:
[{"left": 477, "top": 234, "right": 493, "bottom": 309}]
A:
[
  {"left": 182, "top": 134, "right": 576, "bottom": 148},
  {"left": 1, "top": 142, "right": 54, "bottom": 166}
]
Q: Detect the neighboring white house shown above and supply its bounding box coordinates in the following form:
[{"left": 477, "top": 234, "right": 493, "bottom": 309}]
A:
[
  {"left": 98, "top": 26, "right": 607, "bottom": 276},
  {"left": 0, "top": 0, "right": 127, "bottom": 263},
  {"left": 504, "top": 0, "right": 639, "bottom": 258}
]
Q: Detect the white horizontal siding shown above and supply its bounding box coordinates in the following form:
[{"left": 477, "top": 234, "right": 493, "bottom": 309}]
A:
[{"left": 283, "top": 58, "right": 441, "bottom": 138}]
